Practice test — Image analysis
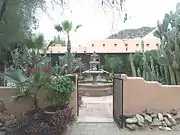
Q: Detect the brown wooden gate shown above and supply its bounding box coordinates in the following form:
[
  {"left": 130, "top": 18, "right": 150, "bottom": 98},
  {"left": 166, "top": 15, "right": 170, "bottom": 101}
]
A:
[
  {"left": 113, "top": 76, "right": 124, "bottom": 129},
  {"left": 77, "top": 77, "right": 79, "bottom": 116}
]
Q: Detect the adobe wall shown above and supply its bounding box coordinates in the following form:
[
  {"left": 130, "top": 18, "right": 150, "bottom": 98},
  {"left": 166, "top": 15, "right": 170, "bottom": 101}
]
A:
[
  {"left": 0, "top": 75, "right": 77, "bottom": 120},
  {"left": 120, "top": 74, "right": 180, "bottom": 115}
]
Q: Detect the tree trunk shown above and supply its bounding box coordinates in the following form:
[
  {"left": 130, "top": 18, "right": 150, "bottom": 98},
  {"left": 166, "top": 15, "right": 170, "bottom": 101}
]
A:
[
  {"left": 67, "top": 33, "right": 72, "bottom": 73},
  {"left": 33, "top": 96, "right": 38, "bottom": 108},
  {"left": 0, "top": 0, "right": 9, "bottom": 21},
  {"left": 0, "top": 60, "right": 5, "bottom": 86}
]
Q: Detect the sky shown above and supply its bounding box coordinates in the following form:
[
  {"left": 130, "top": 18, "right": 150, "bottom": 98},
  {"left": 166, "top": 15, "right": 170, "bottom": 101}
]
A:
[{"left": 36, "top": 0, "right": 179, "bottom": 46}]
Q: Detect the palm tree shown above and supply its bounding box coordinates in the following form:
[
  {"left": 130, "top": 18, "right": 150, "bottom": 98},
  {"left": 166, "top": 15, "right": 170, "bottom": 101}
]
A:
[{"left": 54, "top": 20, "right": 82, "bottom": 73}]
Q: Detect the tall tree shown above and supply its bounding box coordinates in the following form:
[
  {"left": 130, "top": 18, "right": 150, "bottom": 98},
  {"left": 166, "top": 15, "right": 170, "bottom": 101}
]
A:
[
  {"left": 55, "top": 20, "right": 82, "bottom": 73},
  {"left": 0, "top": 0, "right": 62, "bottom": 85},
  {"left": 0, "top": 0, "right": 62, "bottom": 62}
]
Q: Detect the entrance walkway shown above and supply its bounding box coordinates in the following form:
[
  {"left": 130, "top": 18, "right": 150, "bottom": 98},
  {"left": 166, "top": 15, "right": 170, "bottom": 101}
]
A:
[
  {"left": 66, "top": 122, "right": 120, "bottom": 135},
  {"left": 65, "top": 96, "right": 180, "bottom": 135},
  {"left": 66, "top": 121, "right": 180, "bottom": 135},
  {"left": 65, "top": 96, "right": 119, "bottom": 135},
  {"left": 79, "top": 96, "right": 113, "bottom": 117}
]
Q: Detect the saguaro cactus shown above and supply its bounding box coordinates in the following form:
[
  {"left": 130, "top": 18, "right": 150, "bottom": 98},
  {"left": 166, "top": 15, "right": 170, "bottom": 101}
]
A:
[
  {"left": 153, "top": 4, "right": 180, "bottom": 84},
  {"left": 129, "top": 53, "right": 137, "bottom": 77},
  {"left": 141, "top": 40, "right": 152, "bottom": 80}
]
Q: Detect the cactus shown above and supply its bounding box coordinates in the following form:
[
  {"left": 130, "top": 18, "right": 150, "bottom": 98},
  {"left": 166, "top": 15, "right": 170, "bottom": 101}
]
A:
[
  {"left": 155, "top": 65, "right": 160, "bottom": 81},
  {"left": 155, "top": 4, "right": 180, "bottom": 84},
  {"left": 129, "top": 53, "right": 137, "bottom": 77},
  {"left": 141, "top": 40, "right": 152, "bottom": 81},
  {"left": 150, "top": 56, "right": 157, "bottom": 81},
  {"left": 153, "top": 8, "right": 180, "bottom": 84},
  {"left": 128, "top": 5, "right": 180, "bottom": 85},
  {"left": 137, "top": 68, "right": 141, "bottom": 77}
]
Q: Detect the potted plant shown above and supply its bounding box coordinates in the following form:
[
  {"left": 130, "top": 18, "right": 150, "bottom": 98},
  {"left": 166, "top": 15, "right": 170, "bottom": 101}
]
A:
[
  {"left": 44, "top": 75, "right": 75, "bottom": 133},
  {"left": 44, "top": 75, "right": 73, "bottom": 113}
]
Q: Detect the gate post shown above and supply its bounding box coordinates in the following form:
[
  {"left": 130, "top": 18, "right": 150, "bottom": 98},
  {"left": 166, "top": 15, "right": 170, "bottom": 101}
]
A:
[
  {"left": 77, "top": 75, "right": 79, "bottom": 116},
  {"left": 113, "top": 74, "right": 124, "bottom": 129}
]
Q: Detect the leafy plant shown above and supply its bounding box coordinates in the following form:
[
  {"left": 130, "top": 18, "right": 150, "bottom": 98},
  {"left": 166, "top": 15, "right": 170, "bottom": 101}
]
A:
[
  {"left": 45, "top": 76, "right": 73, "bottom": 107},
  {"left": 0, "top": 34, "right": 54, "bottom": 108},
  {"left": 1, "top": 64, "right": 53, "bottom": 107},
  {"left": 104, "top": 54, "right": 131, "bottom": 75}
]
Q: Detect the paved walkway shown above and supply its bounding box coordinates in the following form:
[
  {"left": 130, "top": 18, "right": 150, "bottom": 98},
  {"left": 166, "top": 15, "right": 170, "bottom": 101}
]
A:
[
  {"left": 66, "top": 121, "right": 180, "bottom": 135},
  {"left": 79, "top": 96, "right": 113, "bottom": 117},
  {"left": 65, "top": 96, "right": 180, "bottom": 135},
  {"left": 66, "top": 121, "right": 120, "bottom": 135},
  {"left": 65, "top": 120, "right": 180, "bottom": 135}
]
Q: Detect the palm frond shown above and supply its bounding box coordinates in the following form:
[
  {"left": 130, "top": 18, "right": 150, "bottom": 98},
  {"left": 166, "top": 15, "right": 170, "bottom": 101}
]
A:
[
  {"left": 0, "top": 70, "right": 27, "bottom": 84},
  {"left": 75, "top": 24, "right": 82, "bottom": 32},
  {"left": 54, "top": 25, "right": 63, "bottom": 32},
  {"left": 10, "top": 93, "right": 28, "bottom": 101},
  {"left": 47, "top": 40, "right": 54, "bottom": 49},
  {"left": 62, "top": 20, "right": 72, "bottom": 32}
]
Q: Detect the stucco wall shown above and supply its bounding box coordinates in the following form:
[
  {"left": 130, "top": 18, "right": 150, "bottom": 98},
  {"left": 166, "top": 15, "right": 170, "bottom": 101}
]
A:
[
  {"left": 46, "top": 39, "right": 160, "bottom": 54},
  {"left": 120, "top": 74, "right": 180, "bottom": 115},
  {"left": 0, "top": 75, "right": 77, "bottom": 119}
]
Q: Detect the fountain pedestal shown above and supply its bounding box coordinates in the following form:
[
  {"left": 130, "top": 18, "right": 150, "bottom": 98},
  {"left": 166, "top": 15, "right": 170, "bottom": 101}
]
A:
[{"left": 78, "top": 52, "right": 112, "bottom": 97}]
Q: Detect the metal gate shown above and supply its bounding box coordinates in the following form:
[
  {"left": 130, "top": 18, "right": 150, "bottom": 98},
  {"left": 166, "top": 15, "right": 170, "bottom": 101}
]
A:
[
  {"left": 77, "top": 77, "right": 79, "bottom": 116},
  {"left": 113, "top": 77, "right": 124, "bottom": 129}
]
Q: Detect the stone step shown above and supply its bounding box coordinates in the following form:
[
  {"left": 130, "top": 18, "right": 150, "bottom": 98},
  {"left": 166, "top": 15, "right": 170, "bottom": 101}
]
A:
[
  {"left": 82, "top": 100, "right": 112, "bottom": 103},
  {"left": 77, "top": 116, "right": 114, "bottom": 123}
]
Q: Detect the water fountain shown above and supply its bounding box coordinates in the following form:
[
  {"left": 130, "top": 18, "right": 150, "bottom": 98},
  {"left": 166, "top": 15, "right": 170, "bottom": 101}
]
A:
[{"left": 78, "top": 52, "right": 113, "bottom": 97}]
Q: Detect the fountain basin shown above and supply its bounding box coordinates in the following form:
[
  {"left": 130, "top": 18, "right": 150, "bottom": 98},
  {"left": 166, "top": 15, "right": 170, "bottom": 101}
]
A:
[
  {"left": 78, "top": 82, "right": 113, "bottom": 97},
  {"left": 82, "top": 70, "right": 109, "bottom": 75}
]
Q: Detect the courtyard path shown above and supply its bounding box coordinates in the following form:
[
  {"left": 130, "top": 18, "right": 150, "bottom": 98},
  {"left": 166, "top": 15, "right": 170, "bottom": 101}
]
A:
[
  {"left": 65, "top": 96, "right": 180, "bottom": 135},
  {"left": 79, "top": 96, "right": 113, "bottom": 117},
  {"left": 65, "top": 122, "right": 120, "bottom": 135},
  {"left": 65, "top": 121, "right": 180, "bottom": 135}
]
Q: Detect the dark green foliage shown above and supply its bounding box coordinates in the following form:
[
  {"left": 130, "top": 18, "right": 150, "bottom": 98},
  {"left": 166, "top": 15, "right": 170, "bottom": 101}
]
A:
[
  {"left": 0, "top": 0, "right": 63, "bottom": 74},
  {"left": 56, "top": 53, "right": 85, "bottom": 75},
  {"left": 104, "top": 54, "right": 131, "bottom": 75},
  {"left": 45, "top": 76, "right": 73, "bottom": 106},
  {"left": 129, "top": 53, "right": 136, "bottom": 76},
  {"left": 123, "top": 3, "right": 180, "bottom": 85},
  {"left": 131, "top": 50, "right": 166, "bottom": 83}
]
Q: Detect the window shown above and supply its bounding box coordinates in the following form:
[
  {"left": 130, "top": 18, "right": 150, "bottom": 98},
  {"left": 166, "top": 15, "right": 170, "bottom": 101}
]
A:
[
  {"left": 136, "top": 44, "right": 139, "bottom": 46},
  {"left": 92, "top": 44, "right": 94, "bottom": 47},
  {"left": 103, "top": 44, "right": 105, "bottom": 46},
  {"left": 156, "top": 44, "right": 159, "bottom": 46},
  {"left": 114, "top": 44, "right": 117, "bottom": 46},
  {"left": 84, "top": 51, "right": 86, "bottom": 53},
  {"left": 146, "top": 44, "right": 150, "bottom": 46},
  {"left": 125, "top": 44, "right": 128, "bottom": 46}
]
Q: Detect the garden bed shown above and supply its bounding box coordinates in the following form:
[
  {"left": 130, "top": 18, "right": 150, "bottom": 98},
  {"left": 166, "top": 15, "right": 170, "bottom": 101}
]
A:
[{"left": 0, "top": 105, "right": 75, "bottom": 135}]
